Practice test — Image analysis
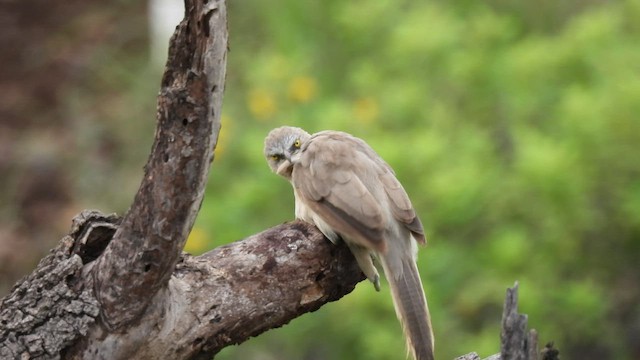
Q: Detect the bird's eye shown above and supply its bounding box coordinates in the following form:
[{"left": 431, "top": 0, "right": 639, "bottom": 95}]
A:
[
  {"left": 293, "top": 139, "right": 301, "bottom": 148},
  {"left": 270, "top": 154, "right": 281, "bottom": 161}
]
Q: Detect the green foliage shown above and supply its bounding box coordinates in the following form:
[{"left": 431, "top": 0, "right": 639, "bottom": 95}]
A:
[{"left": 184, "top": 1, "right": 640, "bottom": 358}]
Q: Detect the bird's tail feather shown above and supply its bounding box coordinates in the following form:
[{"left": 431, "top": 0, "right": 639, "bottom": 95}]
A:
[{"left": 380, "top": 252, "right": 434, "bottom": 360}]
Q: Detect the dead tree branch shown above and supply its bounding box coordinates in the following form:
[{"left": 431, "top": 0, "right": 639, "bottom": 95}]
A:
[
  {"left": 93, "top": 0, "right": 227, "bottom": 331},
  {"left": 455, "top": 283, "right": 559, "bottom": 360},
  {"left": 0, "top": 211, "right": 363, "bottom": 359},
  {"left": 500, "top": 282, "right": 539, "bottom": 360}
]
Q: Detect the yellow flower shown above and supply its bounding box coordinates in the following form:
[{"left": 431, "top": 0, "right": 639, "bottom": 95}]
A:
[
  {"left": 353, "top": 97, "right": 379, "bottom": 124},
  {"left": 248, "top": 88, "right": 277, "bottom": 120},
  {"left": 288, "top": 76, "right": 318, "bottom": 103},
  {"left": 184, "top": 227, "right": 209, "bottom": 254}
]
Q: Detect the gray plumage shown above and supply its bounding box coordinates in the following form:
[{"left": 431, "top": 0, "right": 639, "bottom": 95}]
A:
[{"left": 264, "top": 126, "right": 435, "bottom": 360}]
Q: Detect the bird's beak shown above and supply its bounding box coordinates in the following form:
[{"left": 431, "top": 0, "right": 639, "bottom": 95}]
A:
[{"left": 276, "top": 159, "right": 293, "bottom": 177}]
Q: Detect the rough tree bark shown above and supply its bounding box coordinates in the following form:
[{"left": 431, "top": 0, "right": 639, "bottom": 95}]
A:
[{"left": 0, "top": 0, "right": 364, "bottom": 359}]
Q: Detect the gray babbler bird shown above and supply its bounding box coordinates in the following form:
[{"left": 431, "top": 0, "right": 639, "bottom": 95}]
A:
[{"left": 264, "top": 126, "right": 434, "bottom": 360}]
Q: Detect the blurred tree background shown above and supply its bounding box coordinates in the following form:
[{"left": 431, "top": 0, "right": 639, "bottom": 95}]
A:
[{"left": 1, "top": 0, "right": 639, "bottom": 359}]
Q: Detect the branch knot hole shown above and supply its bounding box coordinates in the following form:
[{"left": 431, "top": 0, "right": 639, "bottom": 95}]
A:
[
  {"left": 201, "top": 4, "right": 219, "bottom": 38},
  {"left": 202, "top": 13, "right": 211, "bottom": 38}
]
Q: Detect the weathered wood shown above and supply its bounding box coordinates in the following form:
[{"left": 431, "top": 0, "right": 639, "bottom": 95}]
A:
[
  {"left": 0, "top": 212, "right": 364, "bottom": 359},
  {"left": 501, "top": 282, "right": 538, "bottom": 360},
  {"left": 454, "top": 352, "right": 500, "bottom": 360},
  {"left": 169, "top": 221, "right": 364, "bottom": 358},
  {"left": 454, "top": 352, "right": 482, "bottom": 360},
  {"left": 0, "top": 211, "right": 117, "bottom": 359},
  {"left": 455, "top": 283, "right": 555, "bottom": 360},
  {"left": 92, "top": 0, "right": 227, "bottom": 331},
  {"left": 76, "top": 219, "right": 363, "bottom": 359}
]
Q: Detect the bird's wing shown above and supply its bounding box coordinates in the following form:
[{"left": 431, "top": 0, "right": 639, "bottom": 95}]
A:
[
  {"left": 293, "top": 131, "right": 424, "bottom": 251},
  {"left": 355, "top": 135, "right": 425, "bottom": 244},
  {"left": 379, "top": 170, "right": 426, "bottom": 245}
]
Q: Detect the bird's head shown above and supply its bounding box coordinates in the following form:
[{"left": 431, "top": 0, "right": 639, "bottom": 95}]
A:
[{"left": 264, "top": 126, "right": 311, "bottom": 180}]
